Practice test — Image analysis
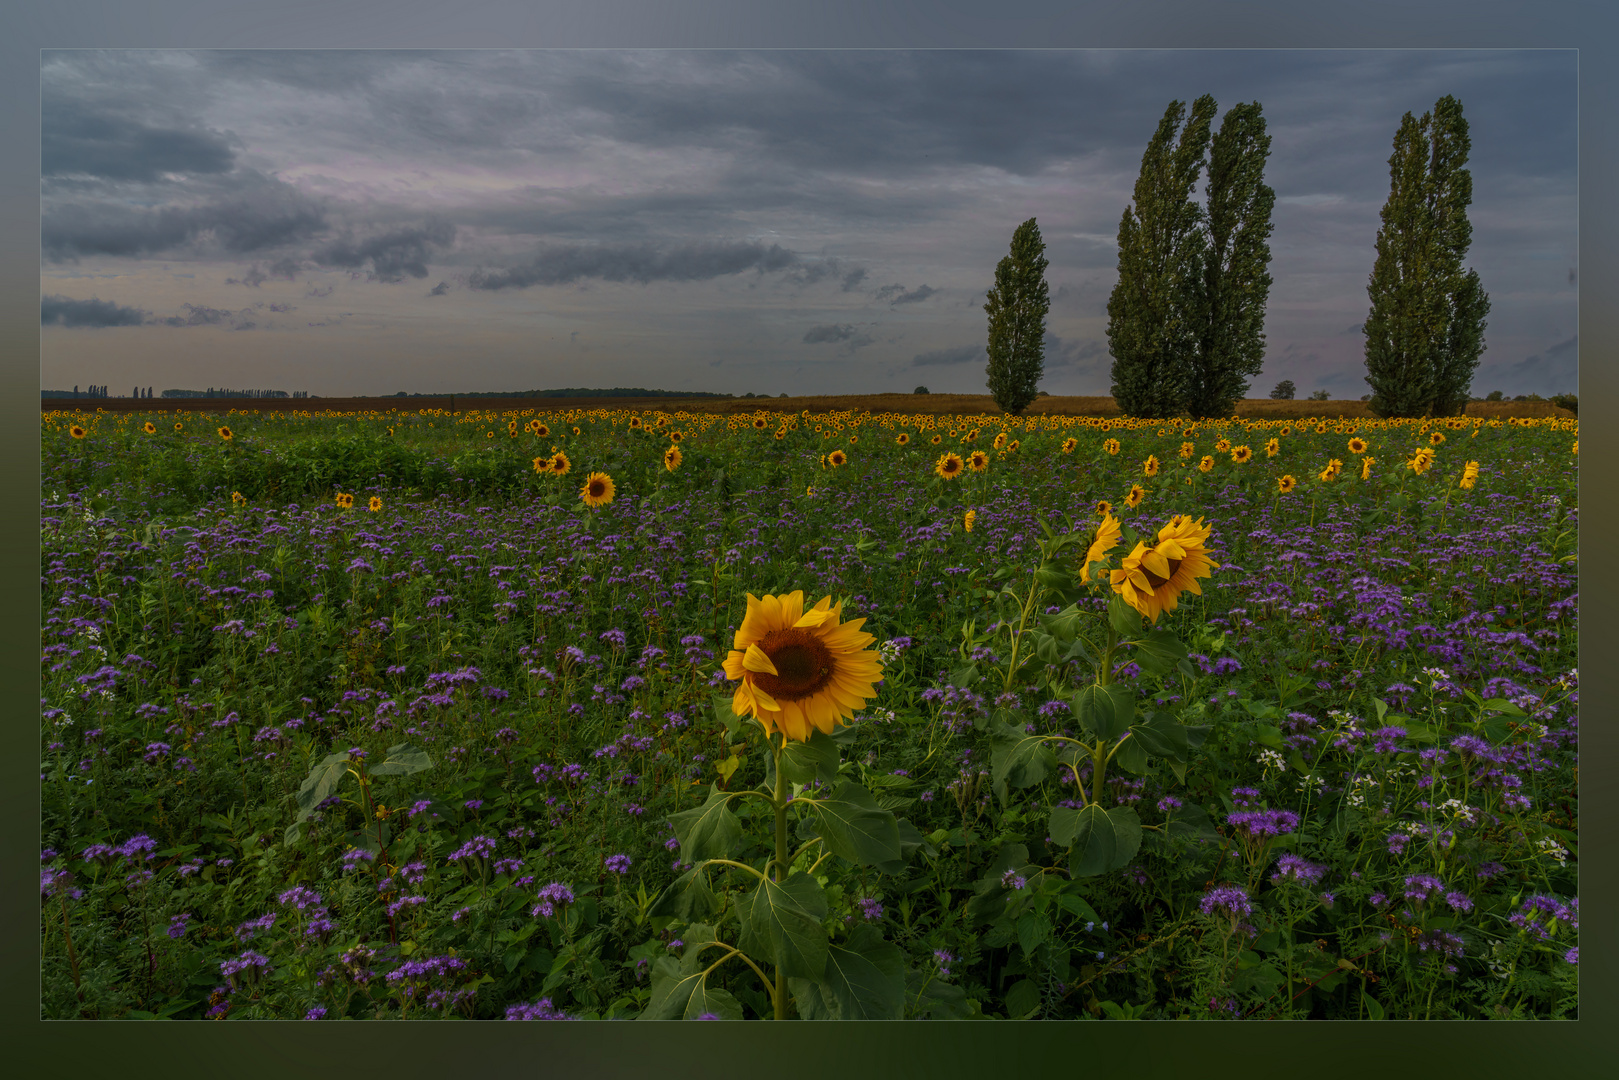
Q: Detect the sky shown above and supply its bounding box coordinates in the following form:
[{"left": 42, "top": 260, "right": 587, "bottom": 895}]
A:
[{"left": 39, "top": 49, "right": 1577, "bottom": 399}]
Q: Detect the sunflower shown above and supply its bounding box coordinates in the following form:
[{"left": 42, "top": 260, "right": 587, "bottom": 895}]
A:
[
  {"left": 1214, "top": 438, "right": 1231, "bottom": 453},
  {"left": 1179, "top": 441, "right": 1195, "bottom": 459},
  {"left": 1277, "top": 474, "right": 1297, "bottom": 494},
  {"left": 1318, "top": 459, "right": 1342, "bottom": 482},
  {"left": 580, "top": 471, "right": 616, "bottom": 508},
  {"left": 335, "top": 493, "right": 355, "bottom": 509},
  {"left": 1314, "top": 423, "right": 1328, "bottom": 435},
  {"left": 967, "top": 450, "right": 989, "bottom": 473},
  {"left": 825, "top": 449, "right": 848, "bottom": 469},
  {"left": 663, "top": 445, "right": 683, "bottom": 472},
  {"left": 1231, "top": 445, "right": 1252, "bottom": 464},
  {"left": 508, "top": 420, "right": 520, "bottom": 434},
  {"left": 1094, "top": 500, "right": 1112, "bottom": 516},
  {"left": 1124, "top": 483, "right": 1146, "bottom": 509},
  {"left": 143, "top": 421, "right": 157, "bottom": 435},
  {"left": 669, "top": 431, "right": 682, "bottom": 443},
  {"left": 992, "top": 432, "right": 1008, "bottom": 451},
  {"left": 1348, "top": 437, "right": 1368, "bottom": 455},
  {"left": 486, "top": 431, "right": 495, "bottom": 439},
  {"left": 231, "top": 491, "right": 246, "bottom": 507},
  {"left": 964, "top": 510, "right": 976, "bottom": 533},
  {"left": 218, "top": 426, "right": 234, "bottom": 440},
  {"left": 572, "top": 426, "right": 582, "bottom": 437},
  {"left": 965, "top": 428, "right": 980, "bottom": 442},
  {"left": 1459, "top": 460, "right": 1479, "bottom": 489},
  {"left": 1572, "top": 441, "right": 1578, "bottom": 455},
  {"left": 533, "top": 455, "right": 553, "bottom": 474},
  {"left": 1108, "top": 515, "right": 1219, "bottom": 623},
  {"left": 1144, "top": 455, "right": 1160, "bottom": 477},
  {"left": 848, "top": 434, "right": 858, "bottom": 445},
  {"left": 174, "top": 422, "right": 184, "bottom": 432},
  {"left": 1279, "top": 426, "right": 1292, "bottom": 438},
  {"left": 1408, "top": 447, "right": 1435, "bottom": 475},
  {"left": 1429, "top": 430, "right": 1445, "bottom": 446},
  {"left": 536, "top": 423, "right": 550, "bottom": 437},
  {"left": 1265, "top": 438, "right": 1280, "bottom": 457},
  {"left": 1198, "top": 455, "right": 1215, "bottom": 473},
  {"left": 1079, "top": 512, "right": 1122, "bottom": 582},
  {"left": 896, "top": 433, "right": 911, "bottom": 446},
  {"left": 1361, "top": 456, "right": 1375, "bottom": 480},
  {"left": 550, "top": 451, "right": 572, "bottom": 477},
  {"left": 721, "top": 592, "right": 882, "bottom": 742},
  {"left": 69, "top": 425, "right": 87, "bottom": 439},
  {"left": 931, "top": 433, "right": 943, "bottom": 446},
  {"left": 629, "top": 416, "right": 644, "bottom": 430},
  {"left": 775, "top": 429, "right": 787, "bottom": 440},
  {"left": 1103, "top": 438, "right": 1121, "bottom": 456},
  {"left": 369, "top": 496, "right": 383, "bottom": 512},
  {"left": 1062, "top": 437, "right": 1079, "bottom": 454}
]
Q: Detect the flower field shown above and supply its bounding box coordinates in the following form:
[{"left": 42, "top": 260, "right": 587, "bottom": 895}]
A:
[{"left": 40, "top": 403, "right": 1578, "bottom": 1020}]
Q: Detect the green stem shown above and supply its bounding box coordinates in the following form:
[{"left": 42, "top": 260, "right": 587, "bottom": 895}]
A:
[
  {"left": 1001, "top": 570, "right": 1044, "bottom": 695},
  {"left": 771, "top": 733, "right": 789, "bottom": 1021}
]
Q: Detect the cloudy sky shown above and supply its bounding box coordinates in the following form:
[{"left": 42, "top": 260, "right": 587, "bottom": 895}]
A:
[{"left": 40, "top": 49, "right": 1576, "bottom": 398}]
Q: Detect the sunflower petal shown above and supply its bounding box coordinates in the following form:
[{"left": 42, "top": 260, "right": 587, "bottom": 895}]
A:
[
  {"left": 722, "top": 650, "right": 747, "bottom": 680},
  {"left": 743, "top": 644, "right": 779, "bottom": 676},
  {"left": 748, "top": 682, "right": 781, "bottom": 713}
]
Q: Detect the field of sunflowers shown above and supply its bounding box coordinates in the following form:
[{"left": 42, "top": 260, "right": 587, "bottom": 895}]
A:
[{"left": 40, "top": 403, "right": 1577, "bottom": 1020}]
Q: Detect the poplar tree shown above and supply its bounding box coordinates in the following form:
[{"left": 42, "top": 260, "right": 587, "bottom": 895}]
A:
[
  {"left": 984, "top": 217, "right": 1050, "bottom": 416},
  {"left": 1363, "top": 95, "right": 1490, "bottom": 417},
  {"left": 1107, "top": 95, "right": 1216, "bottom": 418},
  {"left": 1184, "top": 101, "right": 1275, "bottom": 419}
]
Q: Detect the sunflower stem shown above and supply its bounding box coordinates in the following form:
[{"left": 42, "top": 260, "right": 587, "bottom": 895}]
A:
[{"left": 771, "top": 731, "right": 789, "bottom": 1021}]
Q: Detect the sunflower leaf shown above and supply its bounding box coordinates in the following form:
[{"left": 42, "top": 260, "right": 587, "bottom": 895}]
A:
[
  {"left": 1128, "top": 627, "right": 1189, "bottom": 676},
  {"left": 1065, "top": 805, "right": 1142, "bottom": 877},
  {"left": 365, "top": 743, "right": 433, "bottom": 776},
  {"left": 737, "top": 871, "right": 829, "bottom": 981},
  {"left": 779, "top": 728, "right": 842, "bottom": 786},
  {"left": 669, "top": 786, "right": 742, "bottom": 864},
  {"left": 1108, "top": 594, "right": 1144, "bottom": 636},
  {"left": 1072, "top": 683, "right": 1135, "bottom": 742},
  {"left": 807, "top": 782, "right": 900, "bottom": 866},
  {"left": 991, "top": 728, "right": 1057, "bottom": 802},
  {"left": 648, "top": 864, "right": 720, "bottom": 922},
  {"left": 795, "top": 924, "right": 905, "bottom": 1020},
  {"left": 1128, "top": 711, "right": 1190, "bottom": 760},
  {"left": 641, "top": 956, "right": 745, "bottom": 1020}
]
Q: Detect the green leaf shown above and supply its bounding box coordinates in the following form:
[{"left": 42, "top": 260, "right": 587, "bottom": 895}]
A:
[
  {"left": 1113, "top": 735, "right": 1149, "bottom": 774},
  {"left": 641, "top": 956, "right": 745, "bottom": 1020},
  {"left": 1004, "top": 979, "right": 1042, "bottom": 1019},
  {"left": 711, "top": 692, "right": 743, "bottom": 737},
  {"left": 366, "top": 743, "right": 433, "bottom": 776},
  {"left": 1107, "top": 594, "right": 1143, "bottom": 636},
  {"left": 990, "top": 729, "right": 1057, "bottom": 803},
  {"left": 1362, "top": 992, "right": 1386, "bottom": 1021},
  {"left": 1128, "top": 711, "right": 1189, "bottom": 759},
  {"left": 801, "top": 924, "right": 905, "bottom": 1020},
  {"left": 873, "top": 817, "right": 928, "bottom": 876},
  {"left": 668, "top": 786, "right": 741, "bottom": 864},
  {"left": 779, "top": 727, "right": 842, "bottom": 786},
  {"left": 294, "top": 750, "right": 353, "bottom": 820},
  {"left": 1048, "top": 805, "right": 1081, "bottom": 847},
  {"left": 1072, "top": 683, "right": 1135, "bottom": 741},
  {"left": 1065, "top": 805, "right": 1142, "bottom": 878},
  {"left": 648, "top": 865, "right": 719, "bottom": 922},
  {"left": 1480, "top": 697, "right": 1526, "bottom": 717},
  {"left": 808, "top": 782, "right": 900, "bottom": 866},
  {"left": 1129, "top": 627, "right": 1188, "bottom": 676},
  {"left": 949, "top": 663, "right": 979, "bottom": 689},
  {"left": 737, "top": 871, "right": 829, "bottom": 981}
]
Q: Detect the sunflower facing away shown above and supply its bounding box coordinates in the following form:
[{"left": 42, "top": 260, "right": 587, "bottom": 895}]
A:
[
  {"left": 964, "top": 510, "right": 976, "bottom": 533},
  {"left": 935, "top": 452, "right": 965, "bottom": 480},
  {"left": 663, "top": 445, "right": 683, "bottom": 472},
  {"left": 580, "top": 472, "right": 616, "bottom": 508},
  {"left": 1079, "top": 512, "right": 1122, "bottom": 582},
  {"left": 967, "top": 450, "right": 989, "bottom": 473},
  {"left": 1277, "top": 474, "right": 1298, "bottom": 494},
  {"left": 722, "top": 592, "right": 882, "bottom": 742},
  {"left": 1108, "top": 515, "right": 1219, "bottom": 624},
  {"left": 1361, "top": 456, "right": 1375, "bottom": 480},
  {"left": 1125, "top": 484, "right": 1146, "bottom": 509}
]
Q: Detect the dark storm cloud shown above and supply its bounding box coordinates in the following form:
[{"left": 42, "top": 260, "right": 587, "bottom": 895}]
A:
[
  {"left": 888, "top": 285, "right": 937, "bottom": 307},
  {"left": 467, "top": 240, "right": 801, "bottom": 290},
  {"left": 157, "top": 304, "right": 236, "bottom": 327},
  {"left": 428, "top": 281, "right": 451, "bottom": 296},
  {"left": 912, "top": 344, "right": 987, "bottom": 367},
  {"left": 41, "top": 294, "right": 147, "bottom": 328},
  {"left": 1505, "top": 335, "right": 1577, "bottom": 384},
  {"left": 43, "top": 176, "right": 328, "bottom": 260},
  {"left": 312, "top": 219, "right": 457, "bottom": 282},
  {"left": 1043, "top": 335, "right": 1107, "bottom": 371},
  {"left": 42, "top": 98, "right": 236, "bottom": 181}
]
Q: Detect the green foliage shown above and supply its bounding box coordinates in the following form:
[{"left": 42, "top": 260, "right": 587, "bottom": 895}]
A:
[
  {"left": 984, "top": 218, "right": 1051, "bottom": 417},
  {"left": 1108, "top": 96, "right": 1217, "bottom": 419},
  {"left": 1364, "top": 95, "right": 1491, "bottom": 418},
  {"left": 1185, "top": 101, "right": 1275, "bottom": 419}
]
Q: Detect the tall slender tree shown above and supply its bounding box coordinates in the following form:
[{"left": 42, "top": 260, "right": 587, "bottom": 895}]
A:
[
  {"left": 1107, "top": 95, "right": 1217, "bottom": 419},
  {"left": 1363, "top": 95, "right": 1490, "bottom": 417},
  {"left": 1184, "top": 101, "right": 1275, "bottom": 419},
  {"left": 984, "top": 217, "right": 1050, "bottom": 416}
]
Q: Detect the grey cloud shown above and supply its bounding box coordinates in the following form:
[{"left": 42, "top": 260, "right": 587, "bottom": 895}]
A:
[
  {"left": 43, "top": 98, "right": 236, "bottom": 181},
  {"left": 803, "top": 324, "right": 857, "bottom": 344},
  {"left": 871, "top": 284, "right": 905, "bottom": 304},
  {"left": 225, "top": 265, "right": 269, "bottom": 287},
  {"left": 268, "top": 303, "right": 294, "bottom": 312},
  {"left": 912, "top": 344, "right": 987, "bottom": 367},
  {"left": 43, "top": 176, "right": 328, "bottom": 260},
  {"left": 157, "top": 304, "right": 238, "bottom": 327},
  {"left": 312, "top": 219, "right": 456, "bottom": 282},
  {"left": 840, "top": 267, "right": 868, "bottom": 292},
  {"left": 1506, "top": 334, "right": 1577, "bottom": 380},
  {"left": 305, "top": 283, "right": 335, "bottom": 298},
  {"left": 1043, "top": 334, "right": 1106, "bottom": 371},
  {"left": 429, "top": 281, "right": 451, "bottom": 296},
  {"left": 41, "top": 294, "right": 147, "bottom": 328},
  {"left": 468, "top": 241, "right": 799, "bottom": 290},
  {"left": 888, "top": 284, "right": 937, "bottom": 307},
  {"left": 1345, "top": 324, "right": 1364, "bottom": 334}
]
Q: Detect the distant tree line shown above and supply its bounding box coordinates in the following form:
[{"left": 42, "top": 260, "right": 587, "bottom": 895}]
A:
[{"left": 160, "top": 388, "right": 304, "bottom": 399}]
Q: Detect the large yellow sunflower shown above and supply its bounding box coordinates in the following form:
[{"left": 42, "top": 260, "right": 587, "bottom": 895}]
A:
[
  {"left": 1179, "top": 441, "right": 1195, "bottom": 459},
  {"left": 1231, "top": 445, "right": 1252, "bottom": 464},
  {"left": 1277, "top": 474, "right": 1297, "bottom": 494},
  {"left": 1124, "top": 483, "right": 1146, "bottom": 509},
  {"left": 1079, "top": 512, "right": 1121, "bottom": 582},
  {"left": 1103, "top": 438, "right": 1121, "bottom": 456},
  {"left": 1062, "top": 437, "right": 1079, "bottom": 453},
  {"left": 550, "top": 451, "right": 572, "bottom": 477},
  {"left": 218, "top": 426, "right": 234, "bottom": 440},
  {"left": 1198, "top": 455, "right": 1215, "bottom": 473},
  {"left": 663, "top": 445, "right": 683, "bottom": 472},
  {"left": 967, "top": 450, "right": 989, "bottom": 472},
  {"left": 1108, "top": 515, "right": 1219, "bottom": 624},
  {"left": 369, "top": 496, "right": 383, "bottom": 512},
  {"left": 533, "top": 455, "right": 553, "bottom": 474},
  {"left": 827, "top": 449, "right": 848, "bottom": 468},
  {"left": 935, "top": 452, "right": 965, "bottom": 479},
  {"left": 1265, "top": 438, "right": 1280, "bottom": 457},
  {"left": 722, "top": 592, "right": 882, "bottom": 742},
  {"left": 895, "top": 433, "right": 910, "bottom": 446},
  {"left": 1348, "top": 437, "right": 1368, "bottom": 455},
  {"left": 580, "top": 471, "right": 615, "bottom": 507},
  {"left": 143, "top": 421, "right": 157, "bottom": 435},
  {"left": 1459, "top": 460, "right": 1479, "bottom": 489},
  {"left": 69, "top": 425, "right": 87, "bottom": 439},
  {"left": 1144, "top": 455, "right": 1160, "bottom": 477}
]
